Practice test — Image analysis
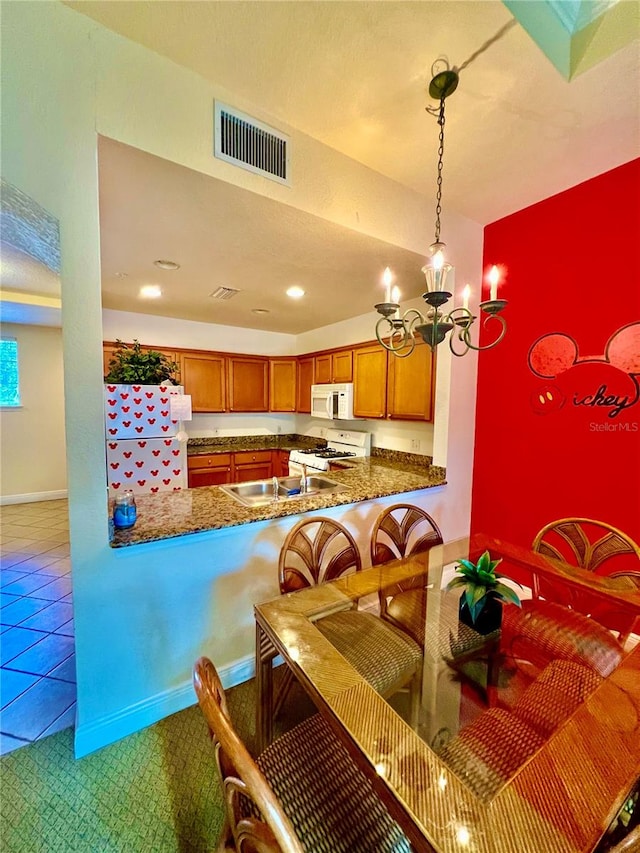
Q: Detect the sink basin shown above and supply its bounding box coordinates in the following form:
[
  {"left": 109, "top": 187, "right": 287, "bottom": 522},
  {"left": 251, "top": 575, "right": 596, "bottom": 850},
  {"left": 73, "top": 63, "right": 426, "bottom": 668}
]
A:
[{"left": 219, "top": 475, "right": 347, "bottom": 507}]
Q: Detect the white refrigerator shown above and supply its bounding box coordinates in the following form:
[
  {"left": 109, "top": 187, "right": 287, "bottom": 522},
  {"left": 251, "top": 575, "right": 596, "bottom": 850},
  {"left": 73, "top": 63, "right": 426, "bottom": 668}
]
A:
[{"left": 105, "top": 383, "right": 187, "bottom": 496}]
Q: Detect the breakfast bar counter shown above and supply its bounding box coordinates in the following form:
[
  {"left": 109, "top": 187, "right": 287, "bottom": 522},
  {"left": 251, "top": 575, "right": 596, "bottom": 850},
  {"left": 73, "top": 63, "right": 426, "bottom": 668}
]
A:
[{"left": 110, "top": 454, "right": 446, "bottom": 548}]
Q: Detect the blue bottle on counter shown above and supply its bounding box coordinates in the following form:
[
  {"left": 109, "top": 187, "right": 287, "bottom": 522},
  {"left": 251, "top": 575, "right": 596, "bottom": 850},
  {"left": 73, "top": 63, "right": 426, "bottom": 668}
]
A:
[{"left": 113, "top": 489, "right": 137, "bottom": 529}]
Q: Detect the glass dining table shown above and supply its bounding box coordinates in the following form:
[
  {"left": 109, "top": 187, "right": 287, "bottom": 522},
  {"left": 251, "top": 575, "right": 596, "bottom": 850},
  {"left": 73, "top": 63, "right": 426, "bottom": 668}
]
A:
[{"left": 254, "top": 534, "right": 640, "bottom": 853}]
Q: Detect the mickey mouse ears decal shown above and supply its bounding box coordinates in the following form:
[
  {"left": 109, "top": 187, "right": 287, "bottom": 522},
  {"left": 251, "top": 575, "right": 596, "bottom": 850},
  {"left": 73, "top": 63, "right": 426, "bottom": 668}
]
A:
[{"left": 528, "top": 322, "right": 640, "bottom": 378}]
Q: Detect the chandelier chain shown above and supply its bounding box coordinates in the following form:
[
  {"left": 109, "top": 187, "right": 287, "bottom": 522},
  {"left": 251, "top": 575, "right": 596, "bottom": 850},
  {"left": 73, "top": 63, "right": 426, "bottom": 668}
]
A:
[
  {"left": 457, "top": 19, "right": 517, "bottom": 73},
  {"left": 434, "top": 98, "right": 446, "bottom": 244}
]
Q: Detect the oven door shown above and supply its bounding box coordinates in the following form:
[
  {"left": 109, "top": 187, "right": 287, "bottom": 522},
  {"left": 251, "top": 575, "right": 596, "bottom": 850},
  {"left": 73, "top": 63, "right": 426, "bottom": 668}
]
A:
[{"left": 288, "top": 459, "right": 325, "bottom": 477}]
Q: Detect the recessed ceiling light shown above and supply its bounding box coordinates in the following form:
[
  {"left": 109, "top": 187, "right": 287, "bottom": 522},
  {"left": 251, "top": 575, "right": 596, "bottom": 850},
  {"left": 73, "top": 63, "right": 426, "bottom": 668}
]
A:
[
  {"left": 252, "top": 308, "right": 270, "bottom": 315},
  {"left": 153, "top": 259, "right": 180, "bottom": 270},
  {"left": 286, "top": 286, "right": 305, "bottom": 299},
  {"left": 140, "top": 284, "right": 162, "bottom": 299}
]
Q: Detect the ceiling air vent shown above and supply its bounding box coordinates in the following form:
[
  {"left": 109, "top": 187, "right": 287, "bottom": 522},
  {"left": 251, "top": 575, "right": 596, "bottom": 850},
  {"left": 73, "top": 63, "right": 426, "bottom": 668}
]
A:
[
  {"left": 214, "top": 101, "right": 290, "bottom": 186},
  {"left": 210, "top": 286, "right": 241, "bottom": 300}
]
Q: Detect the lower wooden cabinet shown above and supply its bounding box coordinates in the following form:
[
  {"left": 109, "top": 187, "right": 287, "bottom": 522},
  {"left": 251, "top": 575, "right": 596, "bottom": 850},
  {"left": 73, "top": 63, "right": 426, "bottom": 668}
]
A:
[
  {"left": 187, "top": 453, "right": 233, "bottom": 488},
  {"left": 273, "top": 450, "right": 291, "bottom": 477},
  {"left": 353, "top": 345, "right": 387, "bottom": 419},
  {"left": 233, "top": 450, "right": 273, "bottom": 483}
]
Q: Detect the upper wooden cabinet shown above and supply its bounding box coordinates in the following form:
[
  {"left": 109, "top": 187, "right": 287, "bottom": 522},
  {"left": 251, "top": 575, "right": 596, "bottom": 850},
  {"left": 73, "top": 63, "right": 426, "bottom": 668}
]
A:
[
  {"left": 353, "top": 345, "right": 387, "bottom": 419},
  {"left": 181, "top": 352, "right": 226, "bottom": 412},
  {"left": 296, "top": 356, "right": 314, "bottom": 413},
  {"left": 227, "top": 356, "right": 269, "bottom": 412},
  {"left": 313, "top": 348, "right": 353, "bottom": 384},
  {"left": 269, "top": 359, "right": 297, "bottom": 412},
  {"left": 387, "top": 339, "right": 435, "bottom": 421}
]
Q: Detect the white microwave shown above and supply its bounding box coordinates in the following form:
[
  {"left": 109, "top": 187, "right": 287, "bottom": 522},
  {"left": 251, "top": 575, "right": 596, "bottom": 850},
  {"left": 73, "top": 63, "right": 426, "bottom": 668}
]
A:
[{"left": 311, "top": 383, "right": 357, "bottom": 420}]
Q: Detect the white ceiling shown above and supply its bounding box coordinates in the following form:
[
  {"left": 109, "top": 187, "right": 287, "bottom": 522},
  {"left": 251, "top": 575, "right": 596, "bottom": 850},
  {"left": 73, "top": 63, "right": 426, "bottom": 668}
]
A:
[{"left": 4, "top": 1, "right": 639, "bottom": 332}]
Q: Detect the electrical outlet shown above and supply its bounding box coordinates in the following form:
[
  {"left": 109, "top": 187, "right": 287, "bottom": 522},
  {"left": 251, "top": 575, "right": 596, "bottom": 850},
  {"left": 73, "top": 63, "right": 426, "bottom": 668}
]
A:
[
  {"left": 410, "top": 439, "right": 420, "bottom": 451},
  {"left": 277, "top": 425, "right": 282, "bottom": 434}
]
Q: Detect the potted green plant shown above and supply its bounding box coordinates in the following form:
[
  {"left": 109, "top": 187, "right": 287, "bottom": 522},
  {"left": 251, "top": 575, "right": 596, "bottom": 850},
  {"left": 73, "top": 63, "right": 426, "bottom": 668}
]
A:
[
  {"left": 446, "top": 550, "right": 521, "bottom": 634},
  {"left": 104, "top": 339, "right": 179, "bottom": 385}
]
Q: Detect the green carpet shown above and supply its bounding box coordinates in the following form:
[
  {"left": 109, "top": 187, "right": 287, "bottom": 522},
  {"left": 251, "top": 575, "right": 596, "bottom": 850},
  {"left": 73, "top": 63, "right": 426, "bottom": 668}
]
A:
[{"left": 1, "top": 676, "right": 310, "bottom": 853}]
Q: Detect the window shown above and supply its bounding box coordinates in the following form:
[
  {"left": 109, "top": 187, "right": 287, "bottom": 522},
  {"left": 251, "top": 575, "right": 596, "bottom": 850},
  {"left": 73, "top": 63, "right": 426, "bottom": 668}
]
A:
[{"left": 0, "top": 338, "right": 21, "bottom": 407}]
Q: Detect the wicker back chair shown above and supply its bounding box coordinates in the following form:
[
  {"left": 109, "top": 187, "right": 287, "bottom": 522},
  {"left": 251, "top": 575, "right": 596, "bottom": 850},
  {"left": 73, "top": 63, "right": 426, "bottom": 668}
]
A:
[
  {"left": 276, "top": 517, "right": 422, "bottom": 712},
  {"left": 370, "top": 504, "right": 443, "bottom": 645},
  {"left": 193, "top": 656, "right": 411, "bottom": 853},
  {"left": 278, "top": 516, "right": 361, "bottom": 594},
  {"left": 532, "top": 518, "right": 640, "bottom": 642}
]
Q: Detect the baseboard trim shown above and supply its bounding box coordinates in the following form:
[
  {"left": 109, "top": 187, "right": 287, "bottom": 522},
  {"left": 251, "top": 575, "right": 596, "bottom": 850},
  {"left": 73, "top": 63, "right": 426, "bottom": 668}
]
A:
[
  {"left": 74, "top": 652, "right": 255, "bottom": 758},
  {"left": 1, "top": 490, "right": 68, "bottom": 506}
]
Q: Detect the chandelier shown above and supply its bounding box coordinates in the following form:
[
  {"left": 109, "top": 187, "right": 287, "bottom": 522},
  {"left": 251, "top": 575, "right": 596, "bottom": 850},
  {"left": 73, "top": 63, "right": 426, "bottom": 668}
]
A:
[{"left": 374, "top": 60, "right": 509, "bottom": 359}]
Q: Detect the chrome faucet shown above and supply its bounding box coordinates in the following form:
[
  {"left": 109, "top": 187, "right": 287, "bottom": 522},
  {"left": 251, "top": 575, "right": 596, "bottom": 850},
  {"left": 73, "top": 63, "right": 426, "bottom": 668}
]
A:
[
  {"left": 300, "top": 464, "right": 308, "bottom": 495},
  {"left": 272, "top": 476, "right": 279, "bottom": 501}
]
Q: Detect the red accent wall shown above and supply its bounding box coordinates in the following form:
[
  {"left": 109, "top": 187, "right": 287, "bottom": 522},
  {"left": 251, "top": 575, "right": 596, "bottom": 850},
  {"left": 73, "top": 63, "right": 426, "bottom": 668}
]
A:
[{"left": 471, "top": 160, "right": 640, "bottom": 550}]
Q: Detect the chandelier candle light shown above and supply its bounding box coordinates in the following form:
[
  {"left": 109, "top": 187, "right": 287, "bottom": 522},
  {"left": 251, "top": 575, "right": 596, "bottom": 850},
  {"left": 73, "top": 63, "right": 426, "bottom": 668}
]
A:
[{"left": 374, "top": 59, "right": 509, "bottom": 358}]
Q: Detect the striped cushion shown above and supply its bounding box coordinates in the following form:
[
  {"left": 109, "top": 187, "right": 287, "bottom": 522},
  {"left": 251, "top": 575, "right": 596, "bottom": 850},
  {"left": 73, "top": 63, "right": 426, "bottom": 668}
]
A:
[
  {"left": 257, "top": 713, "right": 411, "bottom": 853},
  {"left": 315, "top": 610, "right": 422, "bottom": 695}
]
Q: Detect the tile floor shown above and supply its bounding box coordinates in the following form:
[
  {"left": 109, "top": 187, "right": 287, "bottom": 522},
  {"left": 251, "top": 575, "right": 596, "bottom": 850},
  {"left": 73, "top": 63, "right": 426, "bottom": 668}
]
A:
[{"left": 0, "top": 499, "right": 75, "bottom": 756}]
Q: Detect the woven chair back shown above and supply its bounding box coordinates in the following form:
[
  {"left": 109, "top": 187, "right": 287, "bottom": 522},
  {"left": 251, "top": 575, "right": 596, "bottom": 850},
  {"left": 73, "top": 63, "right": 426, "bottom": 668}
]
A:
[
  {"left": 193, "top": 657, "right": 304, "bottom": 853},
  {"left": 370, "top": 504, "right": 443, "bottom": 567},
  {"left": 278, "top": 517, "right": 361, "bottom": 594},
  {"left": 532, "top": 517, "right": 640, "bottom": 575}
]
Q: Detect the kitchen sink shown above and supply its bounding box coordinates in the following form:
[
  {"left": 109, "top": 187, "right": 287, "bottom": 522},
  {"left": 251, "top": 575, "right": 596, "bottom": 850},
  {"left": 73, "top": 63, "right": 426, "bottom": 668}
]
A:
[{"left": 219, "top": 475, "right": 347, "bottom": 507}]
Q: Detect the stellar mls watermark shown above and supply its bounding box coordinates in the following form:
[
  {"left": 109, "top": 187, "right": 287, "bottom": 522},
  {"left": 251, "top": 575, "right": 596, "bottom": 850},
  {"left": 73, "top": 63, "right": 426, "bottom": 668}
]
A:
[{"left": 589, "top": 422, "right": 638, "bottom": 432}]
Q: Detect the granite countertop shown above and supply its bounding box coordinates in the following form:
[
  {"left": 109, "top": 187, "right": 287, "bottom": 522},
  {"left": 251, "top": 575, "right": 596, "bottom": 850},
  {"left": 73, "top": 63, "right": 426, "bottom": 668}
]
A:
[
  {"left": 186, "top": 434, "right": 324, "bottom": 456},
  {"left": 111, "top": 450, "right": 447, "bottom": 548}
]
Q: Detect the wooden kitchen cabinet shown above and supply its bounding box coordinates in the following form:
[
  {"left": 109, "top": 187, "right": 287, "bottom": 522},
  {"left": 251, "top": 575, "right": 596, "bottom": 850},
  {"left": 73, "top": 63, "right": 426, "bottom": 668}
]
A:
[
  {"left": 269, "top": 359, "right": 297, "bottom": 412},
  {"left": 274, "top": 450, "right": 291, "bottom": 477},
  {"left": 233, "top": 450, "right": 272, "bottom": 482},
  {"left": 387, "top": 338, "right": 435, "bottom": 421},
  {"left": 313, "top": 349, "right": 353, "bottom": 384},
  {"left": 187, "top": 453, "right": 233, "bottom": 488},
  {"left": 227, "top": 356, "right": 269, "bottom": 412},
  {"left": 353, "top": 344, "right": 388, "bottom": 419},
  {"left": 296, "top": 356, "right": 315, "bottom": 413},
  {"left": 180, "top": 351, "right": 226, "bottom": 412}
]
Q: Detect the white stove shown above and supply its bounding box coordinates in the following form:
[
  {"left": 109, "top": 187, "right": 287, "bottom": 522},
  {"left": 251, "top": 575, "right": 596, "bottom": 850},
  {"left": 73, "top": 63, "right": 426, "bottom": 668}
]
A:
[{"left": 289, "top": 429, "right": 371, "bottom": 474}]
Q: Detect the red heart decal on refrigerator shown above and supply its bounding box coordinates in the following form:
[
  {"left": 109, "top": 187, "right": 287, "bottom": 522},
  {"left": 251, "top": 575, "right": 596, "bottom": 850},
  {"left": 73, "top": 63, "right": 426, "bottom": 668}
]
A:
[
  {"left": 137, "top": 480, "right": 146, "bottom": 487},
  {"left": 107, "top": 385, "right": 116, "bottom": 392},
  {"left": 135, "top": 461, "right": 144, "bottom": 468},
  {"left": 134, "top": 398, "right": 142, "bottom": 405},
  {"left": 160, "top": 398, "right": 168, "bottom": 405},
  {"left": 163, "top": 479, "right": 170, "bottom": 485},
  {"left": 164, "top": 439, "right": 172, "bottom": 445},
  {"left": 148, "top": 418, "right": 156, "bottom": 425},
  {"left": 161, "top": 426, "right": 169, "bottom": 432},
  {"left": 145, "top": 392, "right": 153, "bottom": 399},
  {"left": 172, "top": 450, "right": 180, "bottom": 456},
  {"left": 120, "top": 393, "right": 129, "bottom": 400},
  {"left": 138, "top": 441, "right": 147, "bottom": 448},
  {"left": 173, "top": 469, "right": 181, "bottom": 476},
  {"left": 109, "top": 429, "right": 117, "bottom": 435},
  {"left": 124, "top": 471, "right": 133, "bottom": 478},
  {"left": 151, "top": 487, "right": 159, "bottom": 493},
  {"left": 161, "top": 411, "right": 169, "bottom": 417},
  {"left": 134, "top": 412, "right": 143, "bottom": 419},
  {"left": 159, "top": 386, "right": 167, "bottom": 392},
  {"left": 112, "top": 482, "right": 121, "bottom": 489},
  {"left": 152, "top": 450, "right": 160, "bottom": 457},
  {"left": 122, "top": 406, "right": 130, "bottom": 413},
  {"left": 173, "top": 487, "right": 181, "bottom": 491},
  {"left": 171, "top": 420, "right": 178, "bottom": 425},
  {"left": 132, "top": 386, "right": 141, "bottom": 392},
  {"left": 124, "top": 451, "right": 132, "bottom": 459},
  {"left": 162, "top": 460, "right": 170, "bottom": 467},
  {"left": 135, "top": 427, "right": 144, "bottom": 433},
  {"left": 147, "top": 405, "right": 155, "bottom": 412},
  {"left": 110, "top": 462, "right": 119, "bottom": 469},
  {"left": 108, "top": 413, "right": 117, "bottom": 420},
  {"left": 151, "top": 470, "right": 159, "bottom": 476},
  {"left": 123, "top": 421, "right": 131, "bottom": 427},
  {"left": 109, "top": 442, "right": 117, "bottom": 449},
  {"left": 107, "top": 399, "right": 116, "bottom": 407}
]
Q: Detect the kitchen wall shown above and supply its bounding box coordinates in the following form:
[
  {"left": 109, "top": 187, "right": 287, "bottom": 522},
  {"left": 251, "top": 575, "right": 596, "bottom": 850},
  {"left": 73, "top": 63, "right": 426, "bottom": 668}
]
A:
[
  {"left": 0, "top": 323, "right": 67, "bottom": 502},
  {"left": 2, "top": 1, "right": 481, "bottom": 756},
  {"left": 471, "top": 160, "right": 640, "bottom": 550}
]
